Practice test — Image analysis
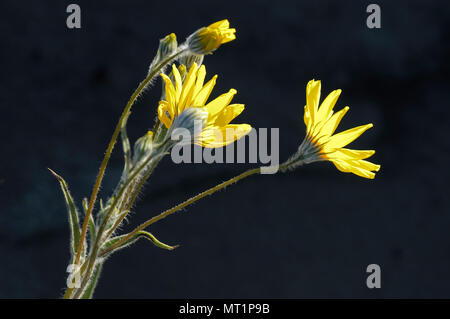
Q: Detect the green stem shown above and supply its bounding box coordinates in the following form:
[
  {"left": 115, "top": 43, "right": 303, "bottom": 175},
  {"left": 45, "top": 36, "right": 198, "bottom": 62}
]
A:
[
  {"left": 104, "top": 159, "right": 161, "bottom": 241},
  {"left": 100, "top": 167, "right": 261, "bottom": 257},
  {"left": 71, "top": 144, "right": 169, "bottom": 299},
  {"left": 64, "top": 49, "right": 186, "bottom": 299}
]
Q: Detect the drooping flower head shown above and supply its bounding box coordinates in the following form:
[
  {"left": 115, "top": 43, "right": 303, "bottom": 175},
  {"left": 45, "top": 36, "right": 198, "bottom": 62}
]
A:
[
  {"left": 285, "top": 80, "right": 380, "bottom": 179},
  {"left": 158, "top": 62, "right": 251, "bottom": 148},
  {"left": 187, "top": 19, "right": 236, "bottom": 55}
]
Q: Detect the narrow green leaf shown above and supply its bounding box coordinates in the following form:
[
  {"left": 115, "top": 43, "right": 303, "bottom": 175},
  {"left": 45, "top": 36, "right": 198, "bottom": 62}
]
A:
[
  {"left": 120, "top": 111, "right": 132, "bottom": 178},
  {"left": 99, "top": 198, "right": 105, "bottom": 214},
  {"left": 82, "top": 197, "right": 88, "bottom": 214},
  {"left": 82, "top": 197, "right": 97, "bottom": 251},
  {"left": 99, "top": 230, "right": 178, "bottom": 257},
  {"left": 48, "top": 168, "right": 82, "bottom": 257},
  {"left": 89, "top": 214, "right": 96, "bottom": 246},
  {"left": 81, "top": 262, "right": 103, "bottom": 299},
  {"left": 137, "top": 231, "right": 179, "bottom": 251},
  {"left": 100, "top": 233, "right": 128, "bottom": 253}
]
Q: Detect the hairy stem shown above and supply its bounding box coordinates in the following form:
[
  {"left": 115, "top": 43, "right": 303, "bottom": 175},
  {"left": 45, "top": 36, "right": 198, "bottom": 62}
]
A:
[
  {"left": 100, "top": 167, "right": 261, "bottom": 257},
  {"left": 104, "top": 159, "right": 161, "bottom": 241},
  {"left": 71, "top": 145, "right": 169, "bottom": 299},
  {"left": 64, "top": 49, "right": 186, "bottom": 299}
]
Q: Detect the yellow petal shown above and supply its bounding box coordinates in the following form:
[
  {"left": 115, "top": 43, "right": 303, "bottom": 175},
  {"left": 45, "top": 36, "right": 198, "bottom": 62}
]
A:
[
  {"left": 178, "top": 62, "right": 198, "bottom": 112},
  {"left": 303, "top": 105, "right": 312, "bottom": 134},
  {"left": 193, "top": 75, "right": 217, "bottom": 106},
  {"left": 306, "top": 80, "right": 321, "bottom": 125},
  {"left": 205, "top": 89, "right": 237, "bottom": 119},
  {"left": 350, "top": 159, "right": 381, "bottom": 172},
  {"left": 197, "top": 124, "right": 251, "bottom": 148},
  {"left": 325, "top": 123, "right": 373, "bottom": 150},
  {"left": 208, "top": 19, "right": 230, "bottom": 29},
  {"left": 214, "top": 104, "right": 245, "bottom": 127},
  {"left": 331, "top": 159, "right": 376, "bottom": 179},
  {"left": 316, "top": 89, "right": 341, "bottom": 123},
  {"left": 319, "top": 106, "right": 349, "bottom": 138},
  {"left": 220, "top": 31, "right": 236, "bottom": 43},
  {"left": 323, "top": 149, "right": 375, "bottom": 161},
  {"left": 206, "top": 19, "right": 236, "bottom": 44},
  {"left": 157, "top": 101, "right": 173, "bottom": 129},
  {"left": 171, "top": 64, "right": 182, "bottom": 102},
  {"left": 193, "top": 65, "right": 206, "bottom": 98},
  {"left": 194, "top": 125, "right": 216, "bottom": 145},
  {"left": 160, "top": 73, "right": 176, "bottom": 115},
  {"left": 311, "top": 107, "right": 348, "bottom": 145}
]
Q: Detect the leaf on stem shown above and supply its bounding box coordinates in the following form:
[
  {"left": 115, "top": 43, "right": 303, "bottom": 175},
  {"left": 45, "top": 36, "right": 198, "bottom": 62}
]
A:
[
  {"left": 120, "top": 111, "right": 132, "bottom": 177},
  {"left": 99, "top": 230, "right": 179, "bottom": 257},
  {"left": 82, "top": 197, "right": 97, "bottom": 246},
  {"left": 48, "top": 168, "right": 83, "bottom": 258},
  {"left": 80, "top": 262, "right": 103, "bottom": 299}
]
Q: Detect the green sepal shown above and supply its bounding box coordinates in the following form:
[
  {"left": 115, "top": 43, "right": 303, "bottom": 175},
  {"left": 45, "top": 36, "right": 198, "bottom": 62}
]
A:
[
  {"left": 153, "top": 121, "right": 168, "bottom": 144},
  {"left": 48, "top": 168, "right": 82, "bottom": 258}
]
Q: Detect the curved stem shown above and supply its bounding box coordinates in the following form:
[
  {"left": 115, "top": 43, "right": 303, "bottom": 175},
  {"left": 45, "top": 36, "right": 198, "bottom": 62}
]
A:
[
  {"left": 64, "top": 49, "right": 187, "bottom": 299},
  {"left": 100, "top": 167, "right": 261, "bottom": 257}
]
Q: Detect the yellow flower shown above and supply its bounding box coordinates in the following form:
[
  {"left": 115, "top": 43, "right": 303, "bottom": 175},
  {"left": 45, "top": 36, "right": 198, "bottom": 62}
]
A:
[
  {"left": 157, "top": 62, "right": 251, "bottom": 148},
  {"left": 187, "top": 19, "right": 236, "bottom": 55},
  {"left": 300, "top": 79, "right": 380, "bottom": 179}
]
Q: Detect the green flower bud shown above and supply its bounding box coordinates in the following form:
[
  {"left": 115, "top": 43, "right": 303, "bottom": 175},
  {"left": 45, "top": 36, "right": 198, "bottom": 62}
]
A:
[
  {"left": 150, "top": 33, "right": 177, "bottom": 71},
  {"left": 133, "top": 131, "right": 154, "bottom": 165}
]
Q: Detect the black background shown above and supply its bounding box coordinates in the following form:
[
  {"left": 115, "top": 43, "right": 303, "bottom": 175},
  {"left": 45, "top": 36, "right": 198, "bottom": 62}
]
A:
[{"left": 1, "top": 0, "right": 449, "bottom": 298}]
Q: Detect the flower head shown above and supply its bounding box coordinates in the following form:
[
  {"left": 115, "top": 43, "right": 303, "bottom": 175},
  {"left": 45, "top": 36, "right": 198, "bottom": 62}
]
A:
[
  {"left": 285, "top": 80, "right": 380, "bottom": 179},
  {"left": 133, "top": 131, "right": 154, "bottom": 165},
  {"left": 158, "top": 62, "right": 251, "bottom": 148},
  {"left": 150, "top": 33, "right": 178, "bottom": 71},
  {"left": 158, "top": 33, "right": 177, "bottom": 59},
  {"left": 187, "top": 19, "right": 236, "bottom": 55}
]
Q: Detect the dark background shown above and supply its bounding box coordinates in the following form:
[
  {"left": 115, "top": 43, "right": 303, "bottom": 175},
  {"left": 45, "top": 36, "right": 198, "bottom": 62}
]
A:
[{"left": 0, "top": 0, "right": 449, "bottom": 298}]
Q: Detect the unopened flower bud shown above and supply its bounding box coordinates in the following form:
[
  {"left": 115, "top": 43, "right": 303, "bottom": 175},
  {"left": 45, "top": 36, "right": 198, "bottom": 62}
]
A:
[
  {"left": 133, "top": 131, "right": 154, "bottom": 164},
  {"left": 187, "top": 19, "right": 236, "bottom": 55},
  {"left": 150, "top": 33, "right": 177, "bottom": 72}
]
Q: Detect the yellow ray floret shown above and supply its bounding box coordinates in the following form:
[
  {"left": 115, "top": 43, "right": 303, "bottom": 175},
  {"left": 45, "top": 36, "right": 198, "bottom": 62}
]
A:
[
  {"left": 158, "top": 62, "right": 251, "bottom": 148},
  {"left": 303, "top": 80, "right": 380, "bottom": 179}
]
